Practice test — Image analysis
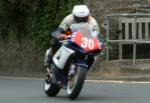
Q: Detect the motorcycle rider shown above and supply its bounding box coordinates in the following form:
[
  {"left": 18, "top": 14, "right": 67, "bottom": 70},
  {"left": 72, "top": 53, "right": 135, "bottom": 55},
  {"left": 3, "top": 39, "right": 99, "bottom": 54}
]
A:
[{"left": 43, "top": 5, "right": 105, "bottom": 70}]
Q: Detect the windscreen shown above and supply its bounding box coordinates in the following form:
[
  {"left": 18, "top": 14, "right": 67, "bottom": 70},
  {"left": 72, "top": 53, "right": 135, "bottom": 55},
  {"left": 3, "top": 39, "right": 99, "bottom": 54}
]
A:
[
  {"left": 69, "top": 23, "right": 101, "bottom": 52},
  {"left": 70, "top": 23, "right": 98, "bottom": 38}
]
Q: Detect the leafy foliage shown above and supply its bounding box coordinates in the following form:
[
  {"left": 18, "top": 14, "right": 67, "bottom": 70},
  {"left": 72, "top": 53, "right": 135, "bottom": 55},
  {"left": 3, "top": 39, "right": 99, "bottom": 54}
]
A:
[{"left": 0, "top": 0, "right": 84, "bottom": 54}]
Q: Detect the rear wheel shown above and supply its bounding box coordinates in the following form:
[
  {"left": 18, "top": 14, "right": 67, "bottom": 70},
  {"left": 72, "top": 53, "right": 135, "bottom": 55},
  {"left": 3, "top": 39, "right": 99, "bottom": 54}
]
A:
[{"left": 67, "top": 66, "right": 87, "bottom": 100}]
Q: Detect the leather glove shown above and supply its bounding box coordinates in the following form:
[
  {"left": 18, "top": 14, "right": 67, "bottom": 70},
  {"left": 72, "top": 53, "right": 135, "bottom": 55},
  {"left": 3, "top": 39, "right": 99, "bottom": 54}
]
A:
[{"left": 57, "top": 34, "right": 67, "bottom": 40}]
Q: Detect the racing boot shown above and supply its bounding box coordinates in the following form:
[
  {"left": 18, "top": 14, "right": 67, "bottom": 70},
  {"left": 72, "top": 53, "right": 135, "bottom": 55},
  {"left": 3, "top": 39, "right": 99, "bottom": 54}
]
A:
[{"left": 44, "top": 48, "right": 52, "bottom": 68}]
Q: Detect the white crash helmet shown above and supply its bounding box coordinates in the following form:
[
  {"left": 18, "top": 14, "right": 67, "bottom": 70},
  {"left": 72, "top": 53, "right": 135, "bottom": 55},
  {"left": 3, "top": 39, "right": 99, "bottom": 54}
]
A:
[{"left": 72, "top": 5, "right": 90, "bottom": 23}]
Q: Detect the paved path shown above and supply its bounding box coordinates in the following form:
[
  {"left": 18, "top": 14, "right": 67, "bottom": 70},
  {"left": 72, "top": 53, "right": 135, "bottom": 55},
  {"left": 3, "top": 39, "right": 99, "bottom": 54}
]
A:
[{"left": 0, "top": 77, "right": 150, "bottom": 103}]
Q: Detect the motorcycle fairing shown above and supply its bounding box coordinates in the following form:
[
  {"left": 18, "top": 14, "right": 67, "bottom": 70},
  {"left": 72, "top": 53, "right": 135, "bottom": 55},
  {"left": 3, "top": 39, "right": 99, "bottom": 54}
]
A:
[
  {"left": 53, "top": 45, "right": 75, "bottom": 69},
  {"left": 75, "top": 60, "right": 89, "bottom": 68}
]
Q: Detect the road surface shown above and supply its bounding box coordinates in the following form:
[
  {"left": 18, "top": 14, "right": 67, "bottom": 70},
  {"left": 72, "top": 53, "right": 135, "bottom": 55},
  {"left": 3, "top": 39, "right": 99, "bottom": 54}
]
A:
[{"left": 0, "top": 77, "right": 150, "bottom": 103}]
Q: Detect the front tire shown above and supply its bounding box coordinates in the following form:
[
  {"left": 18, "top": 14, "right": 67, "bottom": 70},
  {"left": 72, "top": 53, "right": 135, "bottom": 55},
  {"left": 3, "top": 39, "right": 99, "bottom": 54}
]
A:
[{"left": 67, "top": 66, "right": 87, "bottom": 100}]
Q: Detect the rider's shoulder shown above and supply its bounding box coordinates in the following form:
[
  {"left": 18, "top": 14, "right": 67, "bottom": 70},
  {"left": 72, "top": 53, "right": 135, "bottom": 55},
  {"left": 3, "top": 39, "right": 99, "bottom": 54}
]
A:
[
  {"left": 64, "top": 14, "right": 74, "bottom": 21},
  {"left": 88, "top": 15, "right": 96, "bottom": 21},
  {"left": 88, "top": 15, "right": 97, "bottom": 24}
]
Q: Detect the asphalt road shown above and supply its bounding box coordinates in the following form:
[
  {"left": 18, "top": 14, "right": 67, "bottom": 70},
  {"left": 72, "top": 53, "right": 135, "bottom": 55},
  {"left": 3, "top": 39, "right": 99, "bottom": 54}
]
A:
[{"left": 0, "top": 77, "right": 150, "bottom": 103}]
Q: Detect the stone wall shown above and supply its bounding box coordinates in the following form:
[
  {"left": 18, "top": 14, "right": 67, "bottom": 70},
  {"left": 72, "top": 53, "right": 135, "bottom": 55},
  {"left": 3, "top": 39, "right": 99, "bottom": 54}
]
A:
[
  {"left": 0, "top": 39, "right": 43, "bottom": 76},
  {"left": 85, "top": 0, "right": 150, "bottom": 23}
]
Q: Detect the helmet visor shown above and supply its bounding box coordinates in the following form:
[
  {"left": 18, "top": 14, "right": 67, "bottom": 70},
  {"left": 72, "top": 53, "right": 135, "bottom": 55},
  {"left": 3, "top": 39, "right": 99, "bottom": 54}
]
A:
[{"left": 74, "top": 16, "right": 89, "bottom": 23}]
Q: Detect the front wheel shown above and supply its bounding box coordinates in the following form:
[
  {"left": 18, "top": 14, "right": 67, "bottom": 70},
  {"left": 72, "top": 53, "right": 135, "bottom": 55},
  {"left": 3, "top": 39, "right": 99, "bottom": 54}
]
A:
[{"left": 67, "top": 66, "right": 87, "bottom": 100}]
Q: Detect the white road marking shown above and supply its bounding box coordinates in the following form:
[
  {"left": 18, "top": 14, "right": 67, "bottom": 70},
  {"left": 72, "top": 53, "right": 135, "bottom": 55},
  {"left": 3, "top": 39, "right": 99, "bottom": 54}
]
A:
[
  {"left": 85, "top": 80, "right": 150, "bottom": 84},
  {"left": 0, "top": 76, "right": 150, "bottom": 84},
  {"left": 0, "top": 76, "right": 43, "bottom": 80}
]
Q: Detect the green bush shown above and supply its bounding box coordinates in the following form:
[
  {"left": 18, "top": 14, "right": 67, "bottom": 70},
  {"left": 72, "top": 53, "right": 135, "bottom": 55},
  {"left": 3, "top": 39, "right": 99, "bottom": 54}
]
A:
[{"left": 0, "top": 0, "right": 84, "bottom": 54}]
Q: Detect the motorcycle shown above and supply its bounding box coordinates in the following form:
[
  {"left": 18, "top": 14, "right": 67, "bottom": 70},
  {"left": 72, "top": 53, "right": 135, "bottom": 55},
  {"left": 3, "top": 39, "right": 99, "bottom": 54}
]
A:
[{"left": 44, "top": 23, "right": 103, "bottom": 100}]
